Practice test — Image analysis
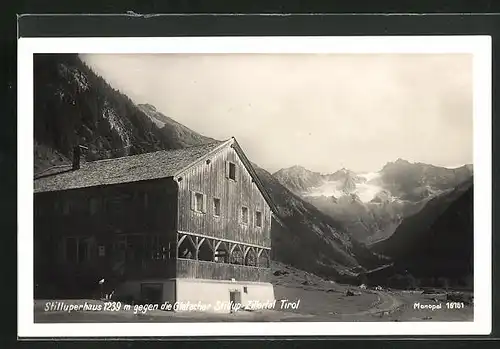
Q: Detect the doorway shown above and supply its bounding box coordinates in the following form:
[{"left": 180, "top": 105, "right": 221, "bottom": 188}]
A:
[
  {"left": 229, "top": 290, "right": 242, "bottom": 313},
  {"left": 141, "top": 283, "right": 163, "bottom": 304}
]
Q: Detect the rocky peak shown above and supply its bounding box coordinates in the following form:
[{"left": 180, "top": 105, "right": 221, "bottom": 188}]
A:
[
  {"left": 395, "top": 158, "right": 410, "bottom": 164},
  {"left": 341, "top": 175, "right": 357, "bottom": 194},
  {"left": 381, "top": 158, "right": 413, "bottom": 173},
  {"left": 273, "top": 165, "right": 324, "bottom": 194},
  {"left": 327, "top": 167, "right": 366, "bottom": 184}
]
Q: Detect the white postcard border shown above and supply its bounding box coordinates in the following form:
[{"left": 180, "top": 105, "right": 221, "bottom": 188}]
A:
[{"left": 18, "top": 36, "right": 492, "bottom": 337}]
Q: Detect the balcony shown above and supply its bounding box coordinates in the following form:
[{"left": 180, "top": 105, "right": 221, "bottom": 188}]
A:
[
  {"left": 123, "top": 259, "right": 176, "bottom": 279},
  {"left": 176, "top": 258, "right": 270, "bottom": 283}
]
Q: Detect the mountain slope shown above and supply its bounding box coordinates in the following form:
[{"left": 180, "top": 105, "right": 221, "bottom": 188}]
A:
[
  {"left": 273, "top": 161, "right": 473, "bottom": 244},
  {"left": 273, "top": 166, "right": 323, "bottom": 194},
  {"left": 33, "top": 53, "right": 382, "bottom": 283},
  {"left": 137, "top": 103, "right": 215, "bottom": 148},
  {"left": 34, "top": 54, "right": 212, "bottom": 173},
  {"left": 306, "top": 193, "right": 430, "bottom": 244},
  {"left": 371, "top": 178, "right": 473, "bottom": 287},
  {"left": 379, "top": 159, "right": 473, "bottom": 201},
  {"left": 254, "top": 166, "right": 385, "bottom": 281}
]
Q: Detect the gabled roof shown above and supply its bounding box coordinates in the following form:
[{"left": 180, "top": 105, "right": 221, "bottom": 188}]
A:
[
  {"left": 34, "top": 140, "right": 227, "bottom": 193},
  {"left": 35, "top": 137, "right": 279, "bottom": 218},
  {"left": 34, "top": 137, "right": 279, "bottom": 216},
  {"left": 33, "top": 138, "right": 278, "bottom": 216}
]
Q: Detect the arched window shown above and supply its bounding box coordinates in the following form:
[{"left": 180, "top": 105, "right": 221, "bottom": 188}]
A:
[
  {"left": 245, "top": 247, "right": 258, "bottom": 267},
  {"left": 257, "top": 249, "right": 270, "bottom": 268},
  {"left": 197, "top": 238, "right": 214, "bottom": 262},
  {"left": 177, "top": 234, "right": 196, "bottom": 260},
  {"left": 214, "top": 241, "right": 230, "bottom": 263},
  {"left": 230, "top": 244, "right": 244, "bottom": 265}
]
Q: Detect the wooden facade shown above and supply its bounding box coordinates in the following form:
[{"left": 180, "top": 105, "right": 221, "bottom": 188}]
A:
[
  {"left": 177, "top": 259, "right": 270, "bottom": 282},
  {"left": 34, "top": 178, "right": 179, "bottom": 297},
  {"left": 177, "top": 144, "right": 272, "bottom": 246},
  {"left": 34, "top": 139, "right": 274, "bottom": 299}
]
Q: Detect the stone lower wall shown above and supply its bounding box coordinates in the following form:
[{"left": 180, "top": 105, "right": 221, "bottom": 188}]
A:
[
  {"left": 114, "top": 278, "right": 275, "bottom": 314},
  {"left": 175, "top": 278, "right": 275, "bottom": 313}
]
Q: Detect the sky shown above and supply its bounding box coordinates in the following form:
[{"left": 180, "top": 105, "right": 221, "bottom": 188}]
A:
[{"left": 81, "top": 53, "right": 473, "bottom": 174}]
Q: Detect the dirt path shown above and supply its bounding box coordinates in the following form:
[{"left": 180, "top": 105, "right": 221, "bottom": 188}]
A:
[{"left": 350, "top": 289, "right": 403, "bottom": 317}]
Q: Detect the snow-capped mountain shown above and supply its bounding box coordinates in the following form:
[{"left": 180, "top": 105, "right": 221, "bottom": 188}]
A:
[
  {"left": 308, "top": 171, "right": 396, "bottom": 203},
  {"left": 272, "top": 161, "right": 473, "bottom": 244},
  {"left": 274, "top": 166, "right": 392, "bottom": 203}
]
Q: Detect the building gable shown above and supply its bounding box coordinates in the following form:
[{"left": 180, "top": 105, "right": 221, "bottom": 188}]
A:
[
  {"left": 173, "top": 138, "right": 277, "bottom": 217},
  {"left": 175, "top": 138, "right": 275, "bottom": 247},
  {"left": 34, "top": 137, "right": 278, "bottom": 223}
]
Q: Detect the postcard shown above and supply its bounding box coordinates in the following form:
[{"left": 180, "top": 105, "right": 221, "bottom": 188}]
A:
[{"left": 18, "top": 35, "right": 492, "bottom": 337}]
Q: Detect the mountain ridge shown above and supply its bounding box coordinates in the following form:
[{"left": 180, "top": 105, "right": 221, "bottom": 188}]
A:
[
  {"left": 272, "top": 160, "right": 473, "bottom": 244},
  {"left": 368, "top": 177, "right": 473, "bottom": 288},
  {"left": 33, "top": 53, "right": 383, "bottom": 283}
]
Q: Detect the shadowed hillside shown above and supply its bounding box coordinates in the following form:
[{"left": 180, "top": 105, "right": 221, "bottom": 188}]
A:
[
  {"left": 371, "top": 178, "right": 473, "bottom": 288},
  {"left": 34, "top": 54, "right": 213, "bottom": 173},
  {"left": 255, "top": 166, "right": 386, "bottom": 282},
  {"left": 379, "top": 159, "right": 473, "bottom": 200},
  {"left": 33, "top": 53, "right": 383, "bottom": 284}
]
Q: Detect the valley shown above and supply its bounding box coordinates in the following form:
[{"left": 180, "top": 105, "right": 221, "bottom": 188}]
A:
[
  {"left": 274, "top": 161, "right": 472, "bottom": 245},
  {"left": 33, "top": 53, "right": 474, "bottom": 309}
]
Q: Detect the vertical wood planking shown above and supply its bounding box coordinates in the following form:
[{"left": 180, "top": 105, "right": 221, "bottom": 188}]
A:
[
  {"left": 176, "top": 258, "right": 270, "bottom": 282},
  {"left": 177, "top": 144, "right": 271, "bottom": 247}
]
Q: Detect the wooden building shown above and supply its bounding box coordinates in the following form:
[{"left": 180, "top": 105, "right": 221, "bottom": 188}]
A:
[{"left": 34, "top": 138, "right": 276, "bottom": 312}]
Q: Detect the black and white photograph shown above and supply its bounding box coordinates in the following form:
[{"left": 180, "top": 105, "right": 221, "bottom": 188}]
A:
[{"left": 18, "top": 36, "right": 491, "bottom": 337}]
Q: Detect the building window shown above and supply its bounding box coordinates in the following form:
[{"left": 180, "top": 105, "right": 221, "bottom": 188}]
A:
[
  {"left": 255, "top": 211, "right": 263, "bottom": 227},
  {"left": 64, "top": 237, "right": 91, "bottom": 264},
  {"left": 78, "top": 239, "right": 90, "bottom": 263},
  {"left": 89, "top": 197, "right": 100, "bottom": 215},
  {"left": 226, "top": 161, "right": 237, "bottom": 181},
  {"left": 54, "top": 201, "right": 60, "bottom": 214},
  {"left": 98, "top": 245, "right": 106, "bottom": 257},
  {"left": 241, "top": 206, "right": 249, "bottom": 224},
  {"left": 229, "top": 163, "right": 236, "bottom": 180},
  {"left": 213, "top": 198, "right": 221, "bottom": 217},
  {"left": 62, "top": 201, "right": 71, "bottom": 215},
  {"left": 195, "top": 193, "right": 204, "bottom": 212},
  {"left": 190, "top": 191, "right": 207, "bottom": 213},
  {"left": 65, "top": 237, "right": 78, "bottom": 263},
  {"left": 106, "top": 194, "right": 132, "bottom": 215}
]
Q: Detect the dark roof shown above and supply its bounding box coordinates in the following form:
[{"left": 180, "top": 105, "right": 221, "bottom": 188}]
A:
[
  {"left": 34, "top": 140, "right": 226, "bottom": 193},
  {"left": 34, "top": 137, "right": 279, "bottom": 217}
]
